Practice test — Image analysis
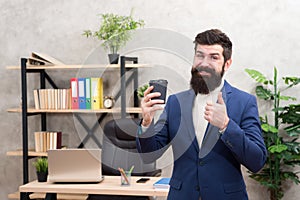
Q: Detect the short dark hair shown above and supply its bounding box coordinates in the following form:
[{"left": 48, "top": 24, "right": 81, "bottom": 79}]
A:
[{"left": 194, "top": 29, "right": 232, "bottom": 62}]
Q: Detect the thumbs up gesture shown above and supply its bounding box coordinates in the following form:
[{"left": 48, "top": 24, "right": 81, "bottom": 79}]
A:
[{"left": 204, "top": 92, "right": 229, "bottom": 130}]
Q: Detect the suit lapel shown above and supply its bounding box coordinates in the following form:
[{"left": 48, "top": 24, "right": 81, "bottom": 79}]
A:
[{"left": 180, "top": 89, "right": 200, "bottom": 152}]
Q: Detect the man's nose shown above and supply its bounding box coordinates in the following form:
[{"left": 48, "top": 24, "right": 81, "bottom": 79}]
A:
[{"left": 200, "top": 56, "right": 210, "bottom": 66}]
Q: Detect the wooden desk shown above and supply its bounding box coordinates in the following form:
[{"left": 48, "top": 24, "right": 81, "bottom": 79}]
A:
[{"left": 19, "top": 176, "right": 169, "bottom": 200}]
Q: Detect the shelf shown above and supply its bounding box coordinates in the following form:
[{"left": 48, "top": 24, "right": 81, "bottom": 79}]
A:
[
  {"left": 7, "top": 150, "right": 48, "bottom": 157},
  {"left": 7, "top": 107, "right": 142, "bottom": 114},
  {"left": 8, "top": 56, "right": 141, "bottom": 198},
  {"left": 6, "top": 64, "right": 148, "bottom": 70},
  {"left": 8, "top": 191, "right": 88, "bottom": 199}
]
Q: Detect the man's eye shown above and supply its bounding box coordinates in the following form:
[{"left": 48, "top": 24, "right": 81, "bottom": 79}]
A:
[
  {"left": 196, "top": 54, "right": 204, "bottom": 59},
  {"left": 211, "top": 56, "right": 219, "bottom": 60}
]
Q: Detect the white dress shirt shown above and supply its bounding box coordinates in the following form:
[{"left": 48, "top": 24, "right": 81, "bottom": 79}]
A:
[{"left": 192, "top": 79, "right": 224, "bottom": 148}]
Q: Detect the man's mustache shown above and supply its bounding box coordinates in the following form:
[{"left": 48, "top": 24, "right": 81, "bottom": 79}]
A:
[{"left": 192, "top": 66, "right": 215, "bottom": 74}]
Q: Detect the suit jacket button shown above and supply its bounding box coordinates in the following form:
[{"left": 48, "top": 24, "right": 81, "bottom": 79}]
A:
[
  {"left": 198, "top": 161, "right": 204, "bottom": 166},
  {"left": 195, "top": 186, "right": 200, "bottom": 191},
  {"left": 226, "top": 140, "right": 233, "bottom": 147}
]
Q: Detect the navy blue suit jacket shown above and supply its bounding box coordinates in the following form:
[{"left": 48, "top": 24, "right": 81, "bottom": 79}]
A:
[{"left": 137, "top": 81, "right": 267, "bottom": 200}]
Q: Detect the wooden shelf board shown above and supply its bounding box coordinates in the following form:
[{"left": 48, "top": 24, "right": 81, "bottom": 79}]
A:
[
  {"left": 31, "top": 192, "right": 88, "bottom": 199},
  {"left": 7, "top": 107, "right": 142, "bottom": 114},
  {"left": 7, "top": 150, "right": 48, "bottom": 157},
  {"left": 6, "top": 64, "right": 149, "bottom": 70},
  {"left": 8, "top": 192, "right": 19, "bottom": 199},
  {"left": 8, "top": 191, "right": 88, "bottom": 199}
]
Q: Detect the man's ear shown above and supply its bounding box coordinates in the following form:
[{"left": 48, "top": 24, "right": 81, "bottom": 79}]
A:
[{"left": 224, "top": 58, "right": 232, "bottom": 72}]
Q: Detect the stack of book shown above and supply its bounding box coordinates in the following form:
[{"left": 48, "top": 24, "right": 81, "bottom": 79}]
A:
[
  {"left": 33, "top": 89, "right": 71, "bottom": 110},
  {"left": 34, "top": 131, "right": 62, "bottom": 152},
  {"left": 28, "top": 52, "right": 65, "bottom": 66}
]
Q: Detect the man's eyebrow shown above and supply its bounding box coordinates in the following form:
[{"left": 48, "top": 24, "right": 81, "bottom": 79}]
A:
[
  {"left": 210, "top": 53, "right": 221, "bottom": 56},
  {"left": 195, "top": 50, "right": 220, "bottom": 56}
]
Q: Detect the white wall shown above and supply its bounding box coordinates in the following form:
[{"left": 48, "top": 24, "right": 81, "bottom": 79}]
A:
[{"left": 1, "top": 0, "right": 300, "bottom": 199}]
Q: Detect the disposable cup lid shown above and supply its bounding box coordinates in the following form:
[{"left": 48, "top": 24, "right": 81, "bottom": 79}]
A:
[{"left": 149, "top": 79, "right": 168, "bottom": 85}]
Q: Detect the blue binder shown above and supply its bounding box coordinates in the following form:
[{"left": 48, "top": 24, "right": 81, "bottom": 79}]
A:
[{"left": 78, "top": 78, "right": 86, "bottom": 109}]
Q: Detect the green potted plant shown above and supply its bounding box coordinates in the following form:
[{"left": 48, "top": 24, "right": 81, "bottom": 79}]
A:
[
  {"left": 33, "top": 157, "right": 48, "bottom": 182},
  {"left": 137, "top": 83, "right": 149, "bottom": 98},
  {"left": 83, "top": 11, "right": 144, "bottom": 64},
  {"left": 245, "top": 67, "right": 300, "bottom": 200}
]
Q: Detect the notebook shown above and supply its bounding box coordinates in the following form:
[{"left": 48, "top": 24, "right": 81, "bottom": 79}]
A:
[
  {"left": 48, "top": 149, "right": 103, "bottom": 183},
  {"left": 153, "top": 178, "right": 170, "bottom": 189}
]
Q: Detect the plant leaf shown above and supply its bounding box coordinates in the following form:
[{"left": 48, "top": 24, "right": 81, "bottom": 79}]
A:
[
  {"left": 261, "top": 123, "right": 278, "bottom": 133},
  {"left": 284, "top": 124, "right": 300, "bottom": 137},
  {"left": 245, "top": 69, "right": 270, "bottom": 84},
  {"left": 283, "top": 77, "right": 300, "bottom": 89},
  {"left": 268, "top": 144, "right": 288, "bottom": 153},
  {"left": 256, "top": 86, "right": 273, "bottom": 100},
  {"left": 280, "top": 104, "right": 300, "bottom": 124},
  {"left": 281, "top": 171, "right": 300, "bottom": 184},
  {"left": 279, "top": 95, "right": 297, "bottom": 101},
  {"left": 137, "top": 84, "right": 149, "bottom": 98}
]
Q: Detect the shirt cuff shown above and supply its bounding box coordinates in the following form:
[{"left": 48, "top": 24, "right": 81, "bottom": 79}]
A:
[
  {"left": 218, "top": 127, "right": 227, "bottom": 134},
  {"left": 138, "top": 124, "right": 149, "bottom": 135}
]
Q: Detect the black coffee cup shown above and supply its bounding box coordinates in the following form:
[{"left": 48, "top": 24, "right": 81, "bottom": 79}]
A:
[{"left": 149, "top": 79, "right": 168, "bottom": 101}]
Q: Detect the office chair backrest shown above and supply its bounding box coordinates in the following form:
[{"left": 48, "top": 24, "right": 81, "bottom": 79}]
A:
[{"left": 101, "top": 118, "right": 161, "bottom": 177}]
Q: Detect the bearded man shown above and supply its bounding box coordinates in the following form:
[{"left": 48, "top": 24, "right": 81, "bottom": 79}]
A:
[{"left": 137, "top": 29, "right": 267, "bottom": 200}]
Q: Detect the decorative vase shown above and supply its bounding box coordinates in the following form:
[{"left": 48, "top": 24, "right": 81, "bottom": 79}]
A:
[
  {"left": 108, "top": 54, "right": 119, "bottom": 64},
  {"left": 37, "top": 171, "right": 48, "bottom": 182}
]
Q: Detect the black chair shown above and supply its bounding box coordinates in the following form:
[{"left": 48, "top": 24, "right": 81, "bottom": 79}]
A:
[{"left": 87, "top": 118, "right": 161, "bottom": 200}]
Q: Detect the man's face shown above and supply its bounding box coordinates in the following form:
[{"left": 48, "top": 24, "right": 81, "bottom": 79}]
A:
[{"left": 190, "top": 44, "right": 231, "bottom": 94}]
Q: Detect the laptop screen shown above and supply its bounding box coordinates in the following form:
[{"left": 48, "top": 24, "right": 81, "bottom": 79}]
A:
[{"left": 48, "top": 149, "right": 103, "bottom": 183}]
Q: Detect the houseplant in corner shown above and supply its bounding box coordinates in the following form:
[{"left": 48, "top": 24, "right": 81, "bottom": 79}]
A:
[
  {"left": 245, "top": 67, "right": 300, "bottom": 200},
  {"left": 33, "top": 157, "right": 48, "bottom": 182},
  {"left": 83, "top": 11, "right": 144, "bottom": 64}
]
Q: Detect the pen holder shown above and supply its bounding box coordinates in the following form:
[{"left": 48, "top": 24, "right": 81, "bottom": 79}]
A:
[{"left": 120, "top": 171, "right": 131, "bottom": 186}]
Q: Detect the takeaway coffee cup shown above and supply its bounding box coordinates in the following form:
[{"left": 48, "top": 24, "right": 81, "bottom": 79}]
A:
[{"left": 149, "top": 79, "right": 168, "bottom": 102}]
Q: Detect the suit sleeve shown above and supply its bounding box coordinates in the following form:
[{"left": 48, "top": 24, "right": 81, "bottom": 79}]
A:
[
  {"left": 220, "top": 95, "right": 267, "bottom": 173},
  {"left": 136, "top": 97, "right": 173, "bottom": 163}
]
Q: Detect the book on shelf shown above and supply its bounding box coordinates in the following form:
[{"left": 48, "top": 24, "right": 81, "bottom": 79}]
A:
[
  {"left": 153, "top": 178, "right": 170, "bottom": 189},
  {"left": 33, "top": 89, "right": 71, "bottom": 110},
  {"left": 33, "top": 89, "right": 40, "bottom": 109},
  {"left": 34, "top": 131, "right": 62, "bottom": 152},
  {"left": 28, "top": 52, "right": 65, "bottom": 66}
]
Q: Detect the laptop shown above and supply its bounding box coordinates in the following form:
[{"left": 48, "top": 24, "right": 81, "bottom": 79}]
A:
[{"left": 48, "top": 149, "right": 103, "bottom": 183}]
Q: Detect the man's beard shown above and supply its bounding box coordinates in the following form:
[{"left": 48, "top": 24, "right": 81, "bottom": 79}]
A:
[{"left": 190, "top": 66, "right": 224, "bottom": 95}]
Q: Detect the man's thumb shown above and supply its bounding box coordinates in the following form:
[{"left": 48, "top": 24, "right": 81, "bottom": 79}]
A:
[{"left": 218, "top": 92, "right": 224, "bottom": 104}]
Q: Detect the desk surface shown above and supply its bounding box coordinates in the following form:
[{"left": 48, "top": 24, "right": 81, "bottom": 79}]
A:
[{"left": 19, "top": 176, "right": 169, "bottom": 197}]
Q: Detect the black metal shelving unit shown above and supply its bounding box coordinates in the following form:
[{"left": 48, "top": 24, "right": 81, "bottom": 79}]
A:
[{"left": 18, "top": 56, "right": 140, "bottom": 200}]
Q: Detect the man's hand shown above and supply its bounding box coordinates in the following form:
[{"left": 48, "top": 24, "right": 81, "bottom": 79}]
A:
[
  {"left": 141, "top": 86, "right": 165, "bottom": 127},
  {"left": 204, "top": 92, "right": 229, "bottom": 130}
]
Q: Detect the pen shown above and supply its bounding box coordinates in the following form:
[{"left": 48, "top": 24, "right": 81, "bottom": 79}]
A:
[
  {"left": 129, "top": 165, "right": 134, "bottom": 174},
  {"left": 118, "top": 167, "right": 130, "bottom": 184}
]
